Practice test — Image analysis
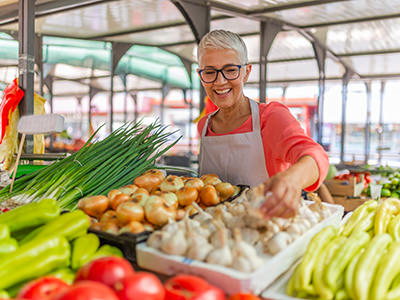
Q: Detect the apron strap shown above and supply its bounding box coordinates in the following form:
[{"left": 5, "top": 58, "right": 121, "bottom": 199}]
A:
[
  {"left": 249, "top": 99, "right": 260, "bottom": 131},
  {"left": 201, "top": 109, "right": 219, "bottom": 138}
]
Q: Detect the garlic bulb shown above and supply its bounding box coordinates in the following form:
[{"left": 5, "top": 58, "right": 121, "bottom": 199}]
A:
[
  {"left": 232, "top": 228, "right": 264, "bottom": 272},
  {"left": 240, "top": 228, "right": 260, "bottom": 245},
  {"left": 147, "top": 231, "right": 169, "bottom": 250},
  {"left": 265, "top": 232, "right": 292, "bottom": 255},
  {"left": 206, "top": 228, "right": 233, "bottom": 267},
  {"left": 185, "top": 218, "right": 213, "bottom": 261},
  {"left": 160, "top": 227, "right": 188, "bottom": 256}
]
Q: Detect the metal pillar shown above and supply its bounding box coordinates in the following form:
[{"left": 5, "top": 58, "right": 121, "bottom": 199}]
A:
[
  {"left": 119, "top": 74, "right": 128, "bottom": 123},
  {"left": 312, "top": 42, "right": 327, "bottom": 144},
  {"left": 161, "top": 83, "right": 171, "bottom": 124},
  {"left": 35, "top": 34, "right": 44, "bottom": 96},
  {"left": 378, "top": 81, "right": 386, "bottom": 164},
  {"left": 18, "top": 0, "right": 35, "bottom": 154},
  {"left": 131, "top": 93, "right": 138, "bottom": 123},
  {"left": 365, "top": 81, "right": 372, "bottom": 164},
  {"left": 259, "top": 21, "right": 281, "bottom": 103},
  {"left": 44, "top": 75, "right": 54, "bottom": 149},
  {"left": 183, "top": 88, "right": 193, "bottom": 155},
  {"left": 88, "top": 86, "right": 100, "bottom": 136},
  {"left": 109, "top": 42, "right": 133, "bottom": 133},
  {"left": 340, "top": 69, "right": 354, "bottom": 163},
  {"left": 173, "top": 0, "right": 210, "bottom": 113}
]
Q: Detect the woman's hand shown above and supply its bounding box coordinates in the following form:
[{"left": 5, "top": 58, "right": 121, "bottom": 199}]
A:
[
  {"left": 259, "top": 171, "right": 302, "bottom": 219},
  {"left": 260, "top": 155, "right": 320, "bottom": 219}
]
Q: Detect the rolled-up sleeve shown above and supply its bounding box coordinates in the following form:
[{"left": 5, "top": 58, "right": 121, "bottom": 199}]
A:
[{"left": 261, "top": 102, "right": 329, "bottom": 191}]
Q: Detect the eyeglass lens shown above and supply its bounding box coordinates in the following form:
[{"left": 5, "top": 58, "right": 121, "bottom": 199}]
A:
[{"left": 201, "top": 65, "right": 240, "bottom": 82}]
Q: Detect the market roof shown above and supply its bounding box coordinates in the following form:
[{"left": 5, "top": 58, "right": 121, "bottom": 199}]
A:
[{"left": 0, "top": 0, "right": 400, "bottom": 95}]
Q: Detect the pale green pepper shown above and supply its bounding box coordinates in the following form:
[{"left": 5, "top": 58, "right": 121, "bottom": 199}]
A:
[
  {"left": 71, "top": 233, "right": 100, "bottom": 270},
  {"left": 389, "top": 215, "right": 400, "bottom": 242},
  {"left": 324, "top": 231, "right": 370, "bottom": 292},
  {"left": 354, "top": 233, "right": 392, "bottom": 300},
  {"left": 375, "top": 198, "right": 400, "bottom": 235},
  {"left": 341, "top": 200, "right": 378, "bottom": 236},
  {"left": 370, "top": 243, "right": 400, "bottom": 300},
  {"left": 344, "top": 249, "right": 364, "bottom": 300}
]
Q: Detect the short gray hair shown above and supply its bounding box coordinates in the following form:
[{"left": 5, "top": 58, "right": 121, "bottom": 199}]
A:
[{"left": 197, "top": 30, "right": 248, "bottom": 65}]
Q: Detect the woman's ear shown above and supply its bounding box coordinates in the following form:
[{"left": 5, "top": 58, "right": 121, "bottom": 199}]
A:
[{"left": 243, "top": 64, "right": 252, "bottom": 83}]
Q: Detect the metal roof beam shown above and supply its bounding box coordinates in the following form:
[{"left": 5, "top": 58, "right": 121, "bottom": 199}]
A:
[{"left": 0, "top": 0, "right": 117, "bottom": 26}]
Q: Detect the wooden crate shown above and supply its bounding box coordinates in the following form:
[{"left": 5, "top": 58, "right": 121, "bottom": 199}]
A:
[
  {"left": 333, "top": 196, "right": 369, "bottom": 212},
  {"left": 324, "top": 175, "right": 365, "bottom": 197}
]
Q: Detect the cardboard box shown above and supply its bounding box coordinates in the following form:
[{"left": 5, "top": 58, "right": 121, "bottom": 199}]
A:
[
  {"left": 324, "top": 175, "right": 365, "bottom": 197},
  {"left": 333, "top": 196, "right": 369, "bottom": 212}
]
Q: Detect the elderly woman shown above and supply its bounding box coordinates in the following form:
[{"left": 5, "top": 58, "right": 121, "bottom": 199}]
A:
[{"left": 197, "top": 30, "right": 329, "bottom": 218}]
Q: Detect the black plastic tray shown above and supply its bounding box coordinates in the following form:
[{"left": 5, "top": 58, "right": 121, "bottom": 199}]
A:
[{"left": 89, "top": 184, "right": 249, "bottom": 262}]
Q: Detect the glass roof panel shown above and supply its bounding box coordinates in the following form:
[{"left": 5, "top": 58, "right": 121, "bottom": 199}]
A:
[
  {"left": 108, "top": 25, "right": 194, "bottom": 45},
  {"left": 260, "top": 0, "right": 400, "bottom": 27},
  {"left": 343, "top": 53, "right": 400, "bottom": 77},
  {"left": 211, "top": 16, "right": 259, "bottom": 34},
  {"left": 53, "top": 80, "right": 89, "bottom": 96},
  {"left": 164, "top": 44, "right": 197, "bottom": 63},
  {"left": 267, "top": 60, "right": 319, "bottom": 81},
  {"left": 269, "top": 31, "right": 314, "bottom": 60},
  {"left": 325, "top": 57, "right": 344, "bottom": 78},
  {"left": 212, "top": 0, "right": 313, "bottom": 10}
]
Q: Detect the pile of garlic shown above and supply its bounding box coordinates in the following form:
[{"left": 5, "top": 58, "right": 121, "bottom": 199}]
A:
[{"left": 146, "top": 185, "right": 333, "bottom": 273}]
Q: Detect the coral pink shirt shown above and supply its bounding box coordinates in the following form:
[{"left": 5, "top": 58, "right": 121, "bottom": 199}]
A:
[{"left": 197, "top": 101, "right": 328, "bottom": 191}]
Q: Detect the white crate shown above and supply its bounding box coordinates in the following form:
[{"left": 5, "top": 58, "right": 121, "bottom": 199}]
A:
[{"left": 136, "top": 202, "right": 344, "bottom": 295}]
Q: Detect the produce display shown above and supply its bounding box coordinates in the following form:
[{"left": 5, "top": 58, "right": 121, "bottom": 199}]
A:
[
  {"left": 79, "top": 171, "right": 241, "bottom": 235},
  {"left": 287, "top": 198, "right": 400, "bottom": 300},
  {"left": 0, "top": 121, "right": 180, "bottom": 210},
  {"left": 146, "top": 184, "right": 333, "bottom": 273},
  {"left": 0, "top": 198, "right": 123, "bottom": 297}
]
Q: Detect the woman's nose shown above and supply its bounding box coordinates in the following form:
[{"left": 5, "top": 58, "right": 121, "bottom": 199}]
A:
[{"left": 214, "top": 70, "right": 228, "bottom": 84}]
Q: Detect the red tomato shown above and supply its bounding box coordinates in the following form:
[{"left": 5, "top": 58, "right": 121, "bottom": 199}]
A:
[
  {"left": 16, "top": 277, "right": 69, "bottom": 300},
  {"left": 115, "top": 272, "right": 165, "bottom": 300},
  {"left": 228, "top": 293, "right": 261, "bottom": 300},
  {"left": 164, "top": 274, "right": 225, "bottom": 300},
  {"left": 53, "top": 281, "right": 119, "bottom": 300},
  {"left": 75, "top": 256, "right": 134, "bottom": 288}
]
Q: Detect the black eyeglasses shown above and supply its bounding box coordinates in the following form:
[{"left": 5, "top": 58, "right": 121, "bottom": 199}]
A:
[{"left": 198, "top": 64, "right": 246, "bottom": 83}]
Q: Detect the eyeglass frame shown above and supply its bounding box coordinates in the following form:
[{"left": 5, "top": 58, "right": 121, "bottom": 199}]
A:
[{"left": 198, "top": 64, "right": 247, "bottom": 83}]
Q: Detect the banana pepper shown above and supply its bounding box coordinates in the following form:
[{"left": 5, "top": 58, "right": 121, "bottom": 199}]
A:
[
  {"left": 389, "top": 214, "right": 400, "bottom": 242},
  {"left": 0, "top": 198, "right": 60, "bottom": 232},
  {"left": 0, "top": 238, "right": 17, "bottom": 256},
  {"left": 369, "top": 242, "right": 400, "bottom": 300},
  {"left": 295, "top": 225, "right": 337, "bottom": 294},
  {"left": 71, "top": 233, "right": 100, "bottom": 270},
  {"left": 341, "top": 200, "right": 378, "bottom": 236},
  {"left": 324, "top": 231, "right": 370, "bottom": 292},
  {"left": 313, "top": 236, "right": 346, "bottom": 300},
  {"left": 90, "top": 244, "right": 123, "bottom": 260},
  {"left": 48, "top": 268, "right": 75, "bottom": 284},
  {"left": 344, "top": 248, "right": 364, "bottom": 300},
  {"left": 0, "top": 225, "right": 9, "bottom": 241},
  {"left": 0, "top": 290, "right": 9, "bottom": 299},
  {"left": 352, "top": 209, "right": 377, "bottom": 234},
  {"left": 0, "top": 235, "right": 70, "bottom": 290},
  {"left": 375, "top": 198, "right": 400, "bottom": 235},
  {"left": 24, "top": 210, "right": 90, "bottom": 243},
  {"left": 354, "top": 233, "right": 392, "bottom": 300}
]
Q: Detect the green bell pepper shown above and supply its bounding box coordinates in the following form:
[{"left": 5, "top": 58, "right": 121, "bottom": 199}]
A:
[
  {"left": 23, "top": 210, "right": 90, "bottom": 243},
  {"left": 71, "top": 233, "right": 100, "bottom": 270},
  {"left": 295, "top": 225, "right": 337, "bottom": 294},
  {"left": 324, "top": 231, "right": 370, "bottom": 292},
  {"left": 48, "top": 268, "right": 75, "bottom": 285},
  {"left": 0, "top": 198, "right": 60, "bottom": 232},
  {"left": 0, "top": 235, "right": 70, "bottom": 290},
  {"left": 0, "top": 225, "right": 9, "bottom": 241},
  {"left": 0, "top": 238, "right": 17, "bottom": 256},
  {"left": 354, "top": 233, "right": 392, "bottom": 300},
  {"left": 370, "top": 242, "right": 400, "bottom": 300}
]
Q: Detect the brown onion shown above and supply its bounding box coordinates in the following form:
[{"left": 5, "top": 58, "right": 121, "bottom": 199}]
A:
[
  {"left": 100, "top": 210, "right": 118, "bottom": 223},
  {"left": 158, "top": 191, "right": 178, "bottom": 209},
  {"left": 100, "top": 220, "right": 119, "bottom": 234},
  {"left": 77, "top": 195, "right": 109, "bottom": 218},
  {"left": 134, "top": 174, "right": 163, "bottom": 192},
  {"left": 90, "top": 222, "right": 102, "bottom": 231},
  {"left": 144, "top": 169, "right": 165, "bottom": 181},
  {"left": 119, "top": 221, "right": 145, "bottom": 235},
  {"left": 110, "top": 193, "right": 130, "bottom": 210},
  {"left": 108, "top": 189, "right": 122, "bottom": 200},
  {"left": 176, "top": 187, "right": 198, "bottom": 206},
  {"left": 183, "top": 205, "right": 197, "bottom": 216},
  {"left": 118, "top": 184, "right": 138, "bottom": 196},
  {"left": 116, "top": 202, "right": 144, "bottom": 225},
  {"left": 199, "top": 184, "right": 220, "bottom": 206},
  {"left": 144, "top": 195, "right": 176, "bottom": 226},
  {"left": 175, "top": 209, "right": 186, "bottom": 220},
  {"left": 215, "top": 182, "right": 235, "bottom": 200},
  {"left": 201, "top": 174, "right": 222, "bottom": 186},
  {"left": 159, "top": 175, "right": 184, "bottom": 192},
  {"left": 185, "top": 178, "right": 204, "bottom": 191}
]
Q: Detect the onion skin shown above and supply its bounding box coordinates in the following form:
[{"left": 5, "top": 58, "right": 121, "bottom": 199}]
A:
[
  {"left": 201, "top": 174, "right": 222, "bottom": 185},
  {"left": 100, "top": 220, "right": 120, "bottom": 234},
  {"left": 116, "top": 202, "right": 144, "bottom": 225},
  {"left": 78, "top": 195, "right": 109, "bottom": 218},
  {"left": 90, "top": 222, "right": 102, "bottom": 231},
  {"left": 110, "top": 194, "right": 130, "bottom": 210},
  {"left": 159, "top": 175, "right": 184, "bottom": 193},
  {"left": 176, "top": 187, "right": 198, "bottom": 206},
  {"left": 100, "top": 210, "right": 118, "bottom": 223},
  {"left": 119, "top": 221, "right": 145, "bottom": 234},
  {"left": 117, "top": 184, "right": 138, "bottom": 196},
  {"left": 144, "top": 169, "right": 165, "bottom": 181},
  {"left": 185, "top": 178, "right": 204, "bottom": 191},
  {"left": 153, "top": 191, "right": 178, "bottom": 209},
  {"left": 108, "top": 189, "right": 122, "bottom": 200},
  {"left": 215, "top": 182, "right": 235, "bottom": 200},
  {"left": 199, "top": 185, "right": 220, "bottom": 206},
  {"left": 134, "top": 174, "right": 163, "bottom": 192},
  {"left": 175, "top": 209, "right": 186, "bottom": 220},
  {"left": 144, "top": 195, "right": 176, "bottom": 226}
]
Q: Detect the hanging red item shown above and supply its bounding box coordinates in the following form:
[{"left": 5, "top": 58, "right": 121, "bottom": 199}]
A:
[{"left": 0, "top": 78, "right": 24, "bottom": 143}]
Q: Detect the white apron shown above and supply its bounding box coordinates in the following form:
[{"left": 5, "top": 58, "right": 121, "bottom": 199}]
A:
[{"left": 199, "top": 99, "right": 269, "bottom": 187}]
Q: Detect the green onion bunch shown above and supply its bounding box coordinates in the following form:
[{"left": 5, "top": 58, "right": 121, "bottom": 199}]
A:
[{"left": 0, "top": 120, "right": 181, "bottom": 210}]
